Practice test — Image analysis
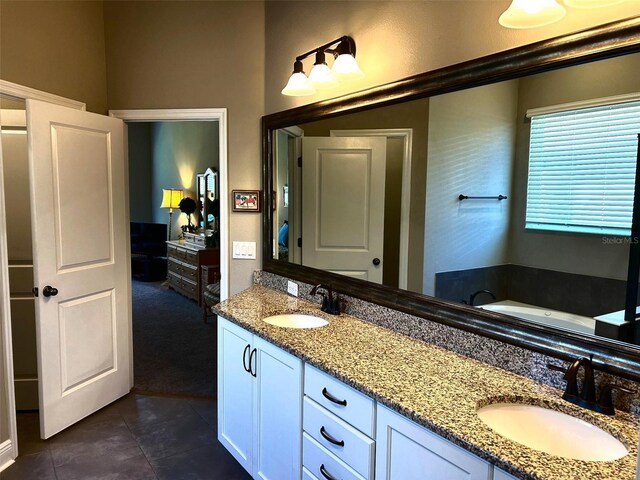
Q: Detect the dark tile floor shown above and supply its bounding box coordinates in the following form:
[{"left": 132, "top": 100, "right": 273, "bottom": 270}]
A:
[{"left": 0, "top": 394, "right": 252, "bottom": 480}]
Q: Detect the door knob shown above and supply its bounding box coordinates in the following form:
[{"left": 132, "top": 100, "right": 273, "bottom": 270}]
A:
[
  {"left": 372, "top": 258, "right": 381, "bottom": 266},
  {"left": 42, "top": 285, "right": 58, "bottom": 297}
]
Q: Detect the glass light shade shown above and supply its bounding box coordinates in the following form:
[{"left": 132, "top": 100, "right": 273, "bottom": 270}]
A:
[
  {"left": 281, "top": 72, "right": 316, "bottom": 96},
  {"left": 331, "top": 54, "right": 365, "bottom": 81},
  {"left": 499, "top": 0, "right": 566, "bottom": 29},
  {"left": 160, "top": 189, "right": 183, "bottom": 209},
  {"left": 564, "top": 0, "right": 623, "bottom": 7},
  {"left": 309, "top": 63, "right": 339, "bottom": 89}
]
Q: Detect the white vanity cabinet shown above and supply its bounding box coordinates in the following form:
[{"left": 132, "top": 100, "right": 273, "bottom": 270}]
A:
[
  {"left": 217, "top": 317, "right": 303, "bottom": 480},
  {"left": 494, "top": 468, "right": 518, "bottom": 480},
  {"left": 376, "top": 404, "right": 492, "bottom": 480}
]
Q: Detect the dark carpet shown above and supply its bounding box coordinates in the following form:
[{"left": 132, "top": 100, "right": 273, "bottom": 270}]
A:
[{"left": 132, "top": 279, "right": 217, "bottom": 398}]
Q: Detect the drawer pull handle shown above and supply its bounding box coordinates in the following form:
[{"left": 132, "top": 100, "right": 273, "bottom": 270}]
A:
[
  {"left": 320, "top": 426, "right": 344, "bottom": 447},
  {"left": 242, "top": 344, "right": 251, "bottom": 373},
  {"left": 319, "top": 464, "right": 338, "bottom": 480},
  {"left": 322, "top": 387, "right": 347, "bottom": 406}
]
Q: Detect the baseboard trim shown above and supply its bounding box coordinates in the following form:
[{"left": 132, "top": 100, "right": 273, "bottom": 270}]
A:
[{"left": 0, "top": 439, "right": 15, "bottom": 472}]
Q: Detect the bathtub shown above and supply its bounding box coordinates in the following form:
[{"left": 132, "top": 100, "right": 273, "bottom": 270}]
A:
[{"left": 479, "top": 300, "right": 596, "bottom": 335}]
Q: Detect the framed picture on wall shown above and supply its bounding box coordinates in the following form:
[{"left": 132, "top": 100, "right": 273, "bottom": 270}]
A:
[{"left": 232, "top": 190, "right": 261, "bottom": 212}]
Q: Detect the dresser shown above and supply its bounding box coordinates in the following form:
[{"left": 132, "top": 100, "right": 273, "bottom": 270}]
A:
[{"left": 166, "top": 240, "right": 219, "bottom": 305}]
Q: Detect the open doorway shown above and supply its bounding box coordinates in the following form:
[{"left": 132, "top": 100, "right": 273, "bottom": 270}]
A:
[{"left": 111, "top": 109, "right": 228, "bottom": 399}]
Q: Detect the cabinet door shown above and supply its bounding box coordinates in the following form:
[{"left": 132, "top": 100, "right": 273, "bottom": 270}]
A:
[
  {"left": 494, "top": 468, "right": 518, "bottom": 480},
  {"left": 253, "top": 335, "right": 303, "bottom": 480},
  {"left": 376, "top": 405, "right": 490, "bottom": 480},
  {"left": 218, "top": 317, "right": 254, "bottom": 474}
]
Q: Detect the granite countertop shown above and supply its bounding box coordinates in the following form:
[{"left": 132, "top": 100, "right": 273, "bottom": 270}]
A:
[{"left": 213, "top": 285, "right": 639, "bottom": 480}]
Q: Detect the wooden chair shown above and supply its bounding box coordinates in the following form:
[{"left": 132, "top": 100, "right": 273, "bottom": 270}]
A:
[{"left": 201, "top": 264, "right": 221, "bottom": 323}]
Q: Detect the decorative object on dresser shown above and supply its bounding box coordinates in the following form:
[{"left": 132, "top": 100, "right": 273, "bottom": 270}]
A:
[
  {"left": 178, "top": 196, "right": 198, "bottom": 233},
  {"left": 166, "top": 240, "right": 219, "bottom": 304},
  {"left": 232, "top": 189, "right": 261, "bottom": 212},
  {"left": 160, "top": 188, "right": 183, "bottom": 240}
]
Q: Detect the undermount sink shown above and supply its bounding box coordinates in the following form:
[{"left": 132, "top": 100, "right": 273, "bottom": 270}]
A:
[
  {"left": 477, "top": 403, "right": 628, "bottom": 461},
  {"left": 262, "top": 314, "right": 329, "bottom": 329}
]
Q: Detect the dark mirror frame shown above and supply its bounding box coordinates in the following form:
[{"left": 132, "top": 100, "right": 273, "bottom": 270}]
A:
[{"left": 262, "top": 17, "right": 640, "bottom": 381}]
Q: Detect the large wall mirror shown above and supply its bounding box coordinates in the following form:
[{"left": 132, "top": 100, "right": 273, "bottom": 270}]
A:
[{"left": 263, "top": 18, "right": 640, "bottom": 380}]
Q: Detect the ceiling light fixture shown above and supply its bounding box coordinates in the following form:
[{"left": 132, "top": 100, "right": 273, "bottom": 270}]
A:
[
  {"left": 281, "top": 36, "right": 363, "bottom": 97},
  {"left": 499, "top": 0, "right": 566, "bottom": 29}
]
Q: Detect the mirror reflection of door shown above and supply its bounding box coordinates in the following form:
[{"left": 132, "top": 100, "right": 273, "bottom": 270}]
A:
[{"left": 302, "top": 136, "right": 387, "bottom": 283}]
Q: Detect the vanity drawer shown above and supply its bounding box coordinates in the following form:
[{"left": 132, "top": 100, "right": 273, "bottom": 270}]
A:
[
  {"left": 305, "top": 364, "right": 375, "bottom": 436},
  {"left": 303, "top": 432, "right": 366, "bottom": 480},
  {"left": 302, "top": 467, "right": 320, "bottom": 480},
  {"left": 303, "top": 397, "right": 374, "bottom": 479}
]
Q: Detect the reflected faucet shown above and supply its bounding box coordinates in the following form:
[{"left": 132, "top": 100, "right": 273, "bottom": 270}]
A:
[
  {"left": 310, "top": 284, "right": 341, "bottom": 315},
  {"left": 468, "top": 289, "right": 496, "bottom": 306}
]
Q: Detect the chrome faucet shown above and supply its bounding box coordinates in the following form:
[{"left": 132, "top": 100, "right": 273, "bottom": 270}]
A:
[
  {"left": 467, "top": 289, "right": 496, "bottom": 306},
  {"left": 310, "top": 284, "right": 341, "bottom": 315},
  {"left": 548, "top": 355, "right": 635, "bottom": 415}
]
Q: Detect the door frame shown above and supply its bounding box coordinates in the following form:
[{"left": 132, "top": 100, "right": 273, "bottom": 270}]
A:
[
  {"left": 274, "top": 126, "right": 303, "bottom": 264},
  {"left": 109, "top": 109, "right": 230, "bottom": 302},
  {"left": 330, "top": 128, "right": 413, "bottom": 289},
  {"left": 0, "top": 79, "right": 86, "bottom": 469}
]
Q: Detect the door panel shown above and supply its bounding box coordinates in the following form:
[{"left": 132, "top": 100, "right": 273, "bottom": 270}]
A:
[
  {"left": 58, "top": 290, "right": 115, "bottom": 392},
  {"left": 253, "top": 336, "right": 302, "bottom": 480},
  {"left": 26, "top": 99, "right": 130, "bottom": 439},
  {"left": 52, "top": 125, "right": 113, "bottom": 268},
  {"left": 302, "top": 137, "right": 386, "bottom": 283}
]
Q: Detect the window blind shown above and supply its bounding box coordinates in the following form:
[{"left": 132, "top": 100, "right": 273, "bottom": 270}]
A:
[{"left": 526, "top": 100, "right": 640, "bottom": 236}]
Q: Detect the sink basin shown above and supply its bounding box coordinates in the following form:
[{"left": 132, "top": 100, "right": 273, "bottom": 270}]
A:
[
  {"left": 263, "top": 314, "right": 329, "bottom": 329},
  {"left": 477, "top": 403, "right": 627, "bottom": 461}
]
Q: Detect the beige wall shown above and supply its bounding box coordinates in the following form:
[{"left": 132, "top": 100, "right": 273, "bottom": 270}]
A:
[
  {"left": 104, "top": 1, "right": 265, "bottom": 295},
  {"left": 0, "top": 0, "right": 108, "bottom": 114},
  {"left": 264, "top": 1, "right": 640, "bottom": 114}
]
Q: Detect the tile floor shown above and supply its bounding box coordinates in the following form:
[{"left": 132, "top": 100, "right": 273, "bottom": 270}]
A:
[{"left": 0, "top": 393, "right": 251, "bottom": 480}]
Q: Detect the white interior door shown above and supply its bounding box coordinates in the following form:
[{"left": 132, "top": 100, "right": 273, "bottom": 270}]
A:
[
  {"left": 302, "top": 136, "right": 386, "bottom": 283},
  {"left": 26, "top": 99, "right": 131, "bottom": 439}
]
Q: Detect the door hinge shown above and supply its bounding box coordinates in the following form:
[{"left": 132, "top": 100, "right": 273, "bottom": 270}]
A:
[
  {"left": 298, "top": 156, "right": 302, "bottom": 167},
  {"left": 32, "top": 287, "right": 38, "bottom": 297},
  {"left": 297, "top": 237, "right": 302, "bottom": 248}
]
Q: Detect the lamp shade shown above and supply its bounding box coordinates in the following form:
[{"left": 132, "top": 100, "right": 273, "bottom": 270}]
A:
[
  {"left": 309, "top": 63, "right": 339, "bottom": 89},
  {"left": 564, "top": 0, "right": 623, "bottom": 7},
  {"left": 331, "top": 54, "right": 365, "bottom": 80},
  {"left": 499, "top": 0, "right": 566, "bottom": 29},
  {"left": 160, "top": 189, "right": 183, "bottom": 209},
  {"left": 281, "top": 72, "right": 316, "bottom": 96}
]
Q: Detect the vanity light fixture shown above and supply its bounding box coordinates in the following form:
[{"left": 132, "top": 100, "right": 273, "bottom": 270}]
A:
[
  {"left": 499, "top": 0, "right": 566, "bottom": 29},
  {"left": 281, "top": 36, "right": 363, "bottom": 97}
]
